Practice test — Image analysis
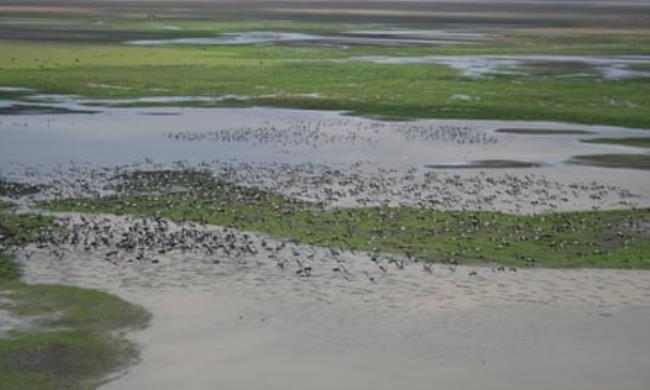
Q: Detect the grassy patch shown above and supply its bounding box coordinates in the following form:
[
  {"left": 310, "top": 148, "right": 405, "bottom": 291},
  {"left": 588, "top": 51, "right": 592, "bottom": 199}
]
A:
[
  {"left": 0, "top": 180, "right": 43, "bottom": 198},
  {"left": 582, "top": 137, "right": 650, "bottom": 148},
  {"left": 0, "top": 281, "right": 149, "bottom": 390},
  {"left": 4, "top": 283, "right": 150, "bottom": 333},
  {"left": 0, "top": 206, "right": 150, "bottom": 390},
  {"left": 568, "top": 153, "right": 650, "bottom": 170},
  {"left": 0, "top": 254, "right": 21, "bottom": 281},
  {"left": 0, "top": 210, "right": 55, "bottom": 247},
  {"left": 0, "top": 331, "right": 135, "bottom": 390},
  {"left": 40, "top": 171, "right": 650, "bottom": 269}
]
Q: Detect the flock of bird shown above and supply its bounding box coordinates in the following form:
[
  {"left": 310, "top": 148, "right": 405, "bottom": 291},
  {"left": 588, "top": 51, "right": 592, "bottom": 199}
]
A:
[
  {"left": 165, "top": 119, "right": 380, "bottom": 148},
  {"left": 26, "top": 214, "right": 456, "bottom": 283},
  {"left": 1, "top": 158, "right": 641, "bottom": 286},
  {"left": 206, "top": 161, "right": 637, "bottom": 213},
  {"left": 0, "top": 111, "right": 641, "bottom": 281},
  {"left": 163, "top": 120, "right": 497, "bottom": 149},
  {"left": 1, "top": 157, "right": 638, "bottom": 215},
  {"left": 396, "top": 124, "right": 498, "bottom": 145}
]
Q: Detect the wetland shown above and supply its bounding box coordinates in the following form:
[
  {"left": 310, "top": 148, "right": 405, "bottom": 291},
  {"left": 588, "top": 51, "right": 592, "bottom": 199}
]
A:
[{"left": 1, "top": 1, "right": 650, "bottom": 389}]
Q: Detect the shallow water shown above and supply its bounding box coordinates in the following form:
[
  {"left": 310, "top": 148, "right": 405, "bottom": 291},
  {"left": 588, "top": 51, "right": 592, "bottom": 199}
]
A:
[
  {"left": 1, "top": 97, "right": 647, "bottom": 168},
  {"left": 126, "top": 30, "right": 482, "bottom": 47},
  {"left": 1, "top": 95, "right": 650, "bottom": 213},
  {"left": 345, "top": 54, "right": 650, "bottom": 80}
]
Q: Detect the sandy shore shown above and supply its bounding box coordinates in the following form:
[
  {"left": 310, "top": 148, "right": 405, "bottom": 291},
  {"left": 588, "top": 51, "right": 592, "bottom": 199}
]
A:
[
  {"left": 16, "top": 214, "right": 650, "bottom": 390},
  {"left": 103, "top": 293, "right": 650, "bottom": 390}
]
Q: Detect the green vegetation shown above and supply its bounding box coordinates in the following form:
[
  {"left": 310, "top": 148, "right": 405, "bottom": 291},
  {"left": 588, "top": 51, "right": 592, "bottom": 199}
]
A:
[
  {"left": 0, "top": 209, "right": 54, "bottom": 246},
  {"left": 0, "top": 180, "right": 43, "bottom": 198},
  {"left": 41, "top": 171, "right": 650, "bottom": 269},
  {"left": 0, "top": 16, "right": 649, "bottom": 128},
  {"left": 4, "top": 283, "right": 150, "bottom": 334},
  {"left": 0, "top": 254, "right": 21, "bottom": 281},
  {"left": 569, "top": 153, "right": 650, "bottom": 170},
  {"left": 582, "top": 137, "right": 650, "bottom": 148},
  {"left": 0, "top": 204, "right": 150, "bottom": 390},
  {"left": 0, "top": 330, "right": 136, "bottom": 390}
]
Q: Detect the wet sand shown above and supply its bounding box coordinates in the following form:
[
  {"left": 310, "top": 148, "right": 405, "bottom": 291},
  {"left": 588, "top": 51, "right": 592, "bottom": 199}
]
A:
[
  {"left": 104, "top": 291, "right": 650, "bottom": 390},
  {"left": 17, "top": 214, "right": 650, "bottom": 390}
]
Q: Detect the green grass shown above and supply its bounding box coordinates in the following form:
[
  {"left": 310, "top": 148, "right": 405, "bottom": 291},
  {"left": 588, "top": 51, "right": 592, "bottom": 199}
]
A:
[
  {"left": 582, "top": 137, "right": 650, "bottom": 148},
  {"left": 0, "top": 205, "right": 150, "bottom": 390},
  {"left": 1, "top": 22, "right": 650, "bottom": 128},
  {"left": 0, "top": 181, "right": 43, "bottom": 198},
  {"left": 0, "top": 211, "right": 54, "bottom": 247},
  {"left": 0, "top": 254, "right": 21, "bottom": 281},
  {"left": 40, "top": 171, "right": 650, "bottom": 269},
  {"left": 0, "top": 279, "right": 150, "bottom": 390},
  {"left": 569, "top": 153, "right": 650, "bottom": 170},
  {"left": 4, "top": 283, "right": 150, "bottom": 333},
  {"left": 0, "top": 331, "right": 136, "bottom": 390},
  {"left": 2, "top": 52, "right": 649, "bottom": 128}
]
